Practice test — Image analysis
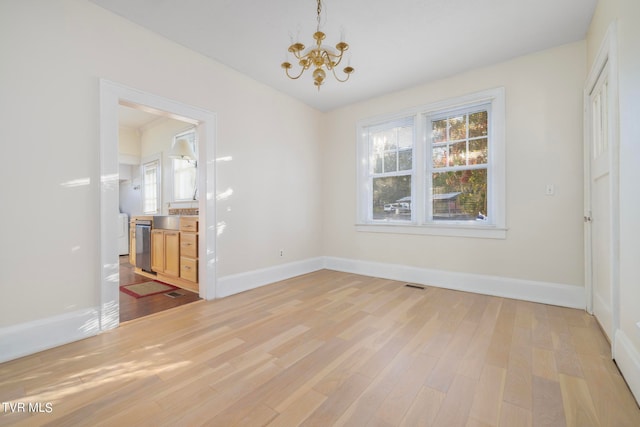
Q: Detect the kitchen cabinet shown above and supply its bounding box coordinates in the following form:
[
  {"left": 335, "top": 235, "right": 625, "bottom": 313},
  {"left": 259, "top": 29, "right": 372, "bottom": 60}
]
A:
[
  {"left": 179, "top": 217, "right": 198, "bottom": 285},
  {"left": 180, "top": 232, "right": 197, "bottom": 258},
  {"left": 151, "top": 229, "right": 180, "bottom": 278},
  {"left": 129, "top": 219, "right": 136, "bottom": 266},
  {"left": 130, "top": 215, "right": 199, "bottom": 293},
  {"left": 151, "top": 229, "right": 163, "bottom": 272},
  {"left": 180, "top": 216, "right": 198, "bottom": 233},
  {"left": 180, "top": 257, "right": 197, "bottom": 282},
  {"left": 164, "top": 231, "right": 180, "bottom": 277}
]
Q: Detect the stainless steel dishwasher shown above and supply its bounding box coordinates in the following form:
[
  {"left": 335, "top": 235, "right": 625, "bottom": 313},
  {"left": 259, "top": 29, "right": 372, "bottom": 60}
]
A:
[{"left": 135, "top": 220, "right": 152, "bottom": 273}]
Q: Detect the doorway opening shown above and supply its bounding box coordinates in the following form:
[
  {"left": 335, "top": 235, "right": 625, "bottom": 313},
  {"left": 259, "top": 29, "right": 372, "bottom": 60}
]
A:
[
  {"left": 99, "top": 80, "right": 217, "bottom": 331},
  {"left": 117, "top": 104, "right": 202, "bottom": 321}
]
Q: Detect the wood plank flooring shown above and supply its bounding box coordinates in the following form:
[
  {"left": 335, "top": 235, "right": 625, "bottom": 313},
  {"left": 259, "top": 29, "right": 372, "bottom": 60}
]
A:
[
  {"left": 119, "top": 255, "right": 201, "bottom": 322},
  {"left": 1, "top": 270, "right": 638, "bottom": 426}
]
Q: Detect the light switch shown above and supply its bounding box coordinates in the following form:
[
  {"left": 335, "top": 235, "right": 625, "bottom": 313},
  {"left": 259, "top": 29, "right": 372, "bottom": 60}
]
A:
[{"left": 545, "top": 184, "right": 555, "bottom": 196}]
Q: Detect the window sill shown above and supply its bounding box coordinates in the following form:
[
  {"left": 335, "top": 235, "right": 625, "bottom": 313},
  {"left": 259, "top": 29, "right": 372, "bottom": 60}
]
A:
[{"left": 355, "top": 222, "right": 507, "bottom": 239}]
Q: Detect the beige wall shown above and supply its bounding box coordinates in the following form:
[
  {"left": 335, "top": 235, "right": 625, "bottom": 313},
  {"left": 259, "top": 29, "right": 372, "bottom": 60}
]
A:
[
  {"left": 587, "top": 0, "right": 640, "bottom": 400},
  {"left": 139, "top": 117, "right": 194, "bottom": 215},
  {"left": 118, "top": 127, "right": 141, "bottom": 160},
  {"left": 140, "top": 118, "right": 191, "bottom": 160},
  {"left": 322, "top": 41, "right": 587, "bottom": 287},
  {"left": 0, "top": 0, "right": 323, "bottom": 326}
]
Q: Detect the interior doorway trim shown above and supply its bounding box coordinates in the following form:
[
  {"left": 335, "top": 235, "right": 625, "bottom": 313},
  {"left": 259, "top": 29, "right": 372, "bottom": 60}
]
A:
[
  {"left": 583, "top": 21, "right": 619, "bottom": 354},
  {"left": 99, "top": 79, "right": 217, "bottom": 332}
]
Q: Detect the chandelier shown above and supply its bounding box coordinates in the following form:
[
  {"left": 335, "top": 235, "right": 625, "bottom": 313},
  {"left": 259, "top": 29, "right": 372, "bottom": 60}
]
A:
[{"left": 281, "top": 0, "right": 354, "bottom": 90}]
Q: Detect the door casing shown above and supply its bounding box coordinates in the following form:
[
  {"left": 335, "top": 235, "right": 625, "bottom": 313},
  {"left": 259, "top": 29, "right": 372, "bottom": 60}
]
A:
[
  {"left": 583, "top": 22, "right": 620, "bottom": 356},
  {"left": 99, "top": 79, "right": 217, "bottom": 331}
]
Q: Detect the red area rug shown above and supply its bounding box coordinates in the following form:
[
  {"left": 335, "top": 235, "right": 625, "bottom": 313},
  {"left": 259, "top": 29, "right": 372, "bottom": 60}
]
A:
[{"left": 120, "top": 281, "right": 179, "bottom": 298}]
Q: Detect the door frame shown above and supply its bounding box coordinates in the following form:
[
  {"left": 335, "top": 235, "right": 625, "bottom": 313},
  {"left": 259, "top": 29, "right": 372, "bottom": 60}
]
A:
[
  {"left": 99, "top": 79, "right": 217, "bottom": 332},
  {"left": 583, "top": 22, "right": 619, "bottom": 355}
]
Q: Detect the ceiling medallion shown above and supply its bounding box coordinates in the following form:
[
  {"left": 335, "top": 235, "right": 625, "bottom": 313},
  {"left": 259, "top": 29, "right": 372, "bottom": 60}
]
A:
[{"left": 281, "top": 0, "right": 354, "bottom": 90}]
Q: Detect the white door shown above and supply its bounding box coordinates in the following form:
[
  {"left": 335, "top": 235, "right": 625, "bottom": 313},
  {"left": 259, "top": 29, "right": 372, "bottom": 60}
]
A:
[{"left": 588, "top": 62, "right": 613, "bottom": 343}]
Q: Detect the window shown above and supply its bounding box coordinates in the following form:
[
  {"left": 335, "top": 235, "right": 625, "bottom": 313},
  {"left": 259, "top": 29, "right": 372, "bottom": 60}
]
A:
[
  {"left": 357, "top": 88, "right": 505, "bottom": 238},
  {"left": 368, "top": 117, "right": 414, "bottom": 221},
  {"left": 142, "top": 157, "right": 161, "bottom": 214},
  {"left": 429, "top": 107, "right": 489, "bottom": 221},
  {"left": 172, "top": 128, "right": 198, "bottom": 201}
]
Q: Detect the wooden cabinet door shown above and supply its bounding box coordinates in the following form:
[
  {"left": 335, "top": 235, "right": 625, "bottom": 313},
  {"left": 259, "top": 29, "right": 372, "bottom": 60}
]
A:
[
  {"left": 180, "top": 257, "right": 198, "bottom": 282},
  {"left": 180, "top": 233, "right": 197, "bottom": 258},
  {"left": 180, "top": 217, "right": 198, "bottom": 232},
  {"left": 151, "top": 229, "right": 164, "bottom": 273},
  {"left": 164, "top": 231, "right": 180, "bottom": 277},
  {"left": 129, "top": 223, "right": 136, "bottom": 266}
]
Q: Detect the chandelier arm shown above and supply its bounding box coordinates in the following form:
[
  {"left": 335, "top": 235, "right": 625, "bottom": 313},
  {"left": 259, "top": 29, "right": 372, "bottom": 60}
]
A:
[
  {"left": 331, "top": 66, "right": 352, "bottom": 83},
  {"left": 284, "top": 66, "right": 306, "bottom": 80},
  {"left": 330, "top": 52, "right": 345, "bottom": 68},
  {"left": 318, "top": 50, "right": 333, "bottom": 70},
  {"left": 319, "top": 50, "right": 345, "bottom": 70},
  {"left": 326, "top": 46, "right": 346, "bottom": 60}
]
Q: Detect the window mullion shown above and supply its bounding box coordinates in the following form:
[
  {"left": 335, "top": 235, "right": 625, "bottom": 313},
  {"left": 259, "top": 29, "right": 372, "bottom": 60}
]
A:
[
  {"left": 413, "top": 113, "right": 424, "bottom": 224},
  {"left": 433, "top": 164, "right": 488, "bottom": 173},
  {"left": 466, "top": 114, "right": 470, "bottom": 166},
  {"left": 395, "top": 128, "right": 400, "bottom": 172},
  {"left": 423, "top": 114, "right": 433, "bottom": 222}
]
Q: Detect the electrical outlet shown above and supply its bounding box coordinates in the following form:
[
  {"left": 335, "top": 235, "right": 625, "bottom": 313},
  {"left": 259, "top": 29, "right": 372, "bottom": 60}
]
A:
[
  {"left": 279, "top": 249, "right": 284, "bottom": 257},
  {"left": 545, "top": 184, "right": 555, "bottom": 196}
]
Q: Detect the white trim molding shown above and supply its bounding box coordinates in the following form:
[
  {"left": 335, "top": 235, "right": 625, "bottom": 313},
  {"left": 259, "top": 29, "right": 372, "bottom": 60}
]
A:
[
  {"left": 356, "top": 223, "right": 508, "bottom": 239},
  {"left": 614, "top": 329, "right": 640, "bottom": 405},
  {"left": 216, "top": 257, "right": 325, "bottom": 298},
  {"left": 0, "top": 308, "right": 100, "bottom": 364},
  {"left": 2, "top": 256, "right": 586, "bottom": 363},
  {"left": 99, "top": 79, "right": 217, "bottom": 335},
  {"left": 217, "top": 255, "right": 585, "bottom": 309},
  {"left": 583, "top": 20, "right": 620, "bottom": 350},
  {"left": 324, "top": 256, "right": 585, "bottom": 309}
]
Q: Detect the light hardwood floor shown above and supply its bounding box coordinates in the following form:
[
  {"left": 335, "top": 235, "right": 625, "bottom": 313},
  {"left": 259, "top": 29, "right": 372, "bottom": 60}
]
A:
[{"left": 1, "top": 270, "right": 638, "bottom": 426}]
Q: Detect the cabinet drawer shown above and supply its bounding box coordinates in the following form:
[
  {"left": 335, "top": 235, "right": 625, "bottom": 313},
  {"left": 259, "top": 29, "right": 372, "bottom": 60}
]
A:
[
  {"left": 180, "top": 257, "right": 198, "bottom": 282},
  {"left": 180, "top": 233, "right": 198, "bottom": 258},
  {"left": 180, "top": 217, "right": 198, "bottom": 232}
]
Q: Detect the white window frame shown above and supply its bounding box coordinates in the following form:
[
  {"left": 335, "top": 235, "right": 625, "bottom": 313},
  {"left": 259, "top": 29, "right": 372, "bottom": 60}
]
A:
[
  {"left": 356, "top": 87, "right": 506, "bottom": 239},
  {"left": 171, "top": 127, "right": 198, "bottom": 202},
  {"left": 141, "top": 154, "right": 162, "bottom": 215},
  {"left": 365, "top": 116, "right": 416, "bottom": 223}
]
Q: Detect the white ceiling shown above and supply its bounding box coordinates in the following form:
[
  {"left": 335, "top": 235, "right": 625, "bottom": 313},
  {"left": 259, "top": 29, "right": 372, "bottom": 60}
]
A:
[
  {"left": 118, "top": 104, "right": 165, "bottom": 130},
  {"left": 91, "top": 0, "right": 597, "bottom": 112}
]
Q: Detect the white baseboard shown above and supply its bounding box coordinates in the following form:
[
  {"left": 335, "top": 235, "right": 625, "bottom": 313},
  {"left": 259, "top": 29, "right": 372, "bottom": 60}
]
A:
[
  {"left": 324, "top": 256, "right": 586, "bottom": 309},
  {"left": 0, "top": 307, "right": 100, "bottom": 364},
  {"left": 216, "top": 257, "right": 325, "bottom": 298},
  {"left": 0, "top": 256, "right": 586, "bottom": 364},
  {"left": 614, "top": 329, "right": 640, "bottom": 406},
  {"left": 216, "top": 255, "right": 585, "bottom": 309}
]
